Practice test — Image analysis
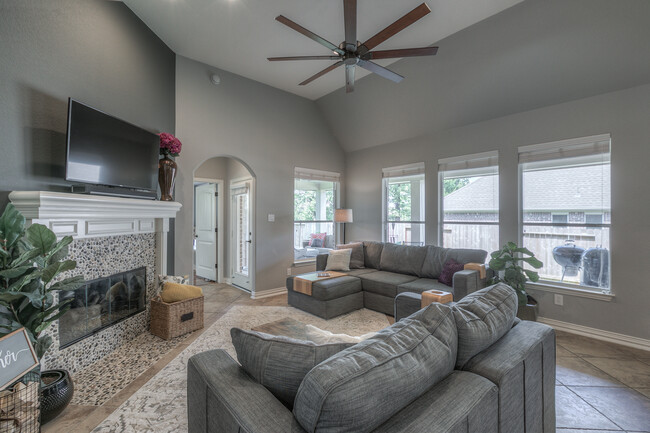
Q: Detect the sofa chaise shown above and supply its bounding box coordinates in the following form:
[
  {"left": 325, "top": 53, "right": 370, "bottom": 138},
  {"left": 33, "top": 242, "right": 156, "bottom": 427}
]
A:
[
  {"left": 187, "top": 284, "right": 556, "bottom": 433},
  {"left": 286, "top": 241, "right": 490, "bottom": 318}
]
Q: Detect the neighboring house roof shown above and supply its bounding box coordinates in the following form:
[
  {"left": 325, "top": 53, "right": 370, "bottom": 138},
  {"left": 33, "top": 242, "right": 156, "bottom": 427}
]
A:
[{"left": 444, "top": 164, "right": 610, "bottom": 212}]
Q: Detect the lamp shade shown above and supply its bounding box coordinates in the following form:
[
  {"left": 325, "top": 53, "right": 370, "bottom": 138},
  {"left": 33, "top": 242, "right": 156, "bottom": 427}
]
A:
[{"left": 334, "top": 208, "right": 353, "bottom": 223}]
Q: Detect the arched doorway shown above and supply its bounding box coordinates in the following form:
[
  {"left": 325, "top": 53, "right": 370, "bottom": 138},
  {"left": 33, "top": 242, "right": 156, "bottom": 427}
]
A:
[{"left": 193, "top": 156, "right": 255, "bottom": 294}]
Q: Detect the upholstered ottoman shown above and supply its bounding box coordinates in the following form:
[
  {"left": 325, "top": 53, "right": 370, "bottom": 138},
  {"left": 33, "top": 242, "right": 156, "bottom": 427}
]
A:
[{"left": 286, "top": 275, "right": 363, "bottom": 319}]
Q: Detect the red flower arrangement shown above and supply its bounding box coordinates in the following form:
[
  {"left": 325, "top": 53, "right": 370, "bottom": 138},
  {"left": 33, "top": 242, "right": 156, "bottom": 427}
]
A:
[{"left": 159, "top": 132, "right": 182, "bottom": 157}]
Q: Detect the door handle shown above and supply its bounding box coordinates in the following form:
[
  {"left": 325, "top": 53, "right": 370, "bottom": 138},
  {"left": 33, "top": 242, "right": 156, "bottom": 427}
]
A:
[{"left": 246, "top": 240, "right": 252, "bottom": 244}]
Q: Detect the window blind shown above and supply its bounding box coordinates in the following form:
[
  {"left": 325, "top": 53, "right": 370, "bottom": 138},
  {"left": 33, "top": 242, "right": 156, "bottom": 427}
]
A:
[
  {"left": 294, "top": 167, "right": 340, "bottom": 182},
  {"left": 230, "top": 182, "right": 250, "bottom": 196},
  {"left": 518, "top": 134, "right": 610, "bottom": 166},
  {"left": 382, "top": 162, "right": 425, "bottom": 178},
  {"left": 438, "top": 151, "right": 498, "bottom": 178}
]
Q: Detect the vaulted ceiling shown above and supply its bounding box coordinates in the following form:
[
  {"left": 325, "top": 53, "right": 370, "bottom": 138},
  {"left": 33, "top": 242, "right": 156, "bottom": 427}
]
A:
[{"left": 122, "top": 0, "right": 524, "bottom": 100}]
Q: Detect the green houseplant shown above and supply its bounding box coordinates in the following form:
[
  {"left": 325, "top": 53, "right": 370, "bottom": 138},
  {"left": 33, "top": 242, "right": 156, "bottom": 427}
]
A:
[
  {"left": 488, "top": 242, "right": 543, "bottom": 320},
  {"left": 0, "top": 203, "right": 84, "bottom": 358}
]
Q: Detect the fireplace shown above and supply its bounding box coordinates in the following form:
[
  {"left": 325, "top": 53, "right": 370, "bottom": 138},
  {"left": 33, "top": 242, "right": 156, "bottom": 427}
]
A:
[{"left": 59, "top": 267, "right": 147, "bottom": 348}]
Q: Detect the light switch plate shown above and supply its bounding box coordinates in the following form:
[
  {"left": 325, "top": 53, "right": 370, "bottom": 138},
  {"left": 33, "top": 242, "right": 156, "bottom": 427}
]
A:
[{"left": 268, "top": 213, "right": 275, "bottom": 222}]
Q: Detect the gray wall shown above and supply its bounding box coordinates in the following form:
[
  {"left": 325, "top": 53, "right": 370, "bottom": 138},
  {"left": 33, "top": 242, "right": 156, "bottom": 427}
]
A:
[
  {"left": 343, "top": 83, "right": 650, "bottom": 340},
  {"left": 0, "top": 0, "right": 175, "bottom": 208},
  {"left": 175, "top": 55, "right": 346, "bottom": 295},
  {"left": 194, "top": 157, "right": 250, "bottom": 280}
]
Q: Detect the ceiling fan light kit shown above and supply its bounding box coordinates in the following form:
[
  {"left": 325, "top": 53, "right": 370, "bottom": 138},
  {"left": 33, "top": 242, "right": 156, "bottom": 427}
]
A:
[{"left": 268, "top": 1, "right": 438, "bottom": 93}]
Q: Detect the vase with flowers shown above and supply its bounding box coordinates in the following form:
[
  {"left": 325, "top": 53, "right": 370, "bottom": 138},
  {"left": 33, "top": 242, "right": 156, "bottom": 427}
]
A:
[{"left": 158, "top": 132, "right": 182, "bottom": 201}]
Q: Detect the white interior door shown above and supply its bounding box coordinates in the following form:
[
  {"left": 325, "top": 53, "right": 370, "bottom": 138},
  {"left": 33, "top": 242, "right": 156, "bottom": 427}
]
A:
[
  {"left": 231, "top": 181, "right": 252, "bottom": 291},
  {"left": 195, "top": 183, "right": 217, "bottom": 281}
]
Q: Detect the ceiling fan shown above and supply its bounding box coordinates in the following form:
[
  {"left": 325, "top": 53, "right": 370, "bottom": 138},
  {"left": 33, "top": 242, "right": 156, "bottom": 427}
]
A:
[{"left": 268, "top": 1, "right": 438, "bottom": 93}]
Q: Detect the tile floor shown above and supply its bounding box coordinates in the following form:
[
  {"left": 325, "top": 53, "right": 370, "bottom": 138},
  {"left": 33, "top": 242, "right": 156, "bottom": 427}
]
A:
[{"left": 44, "top": 283, "right": 650, "bottom": 432}]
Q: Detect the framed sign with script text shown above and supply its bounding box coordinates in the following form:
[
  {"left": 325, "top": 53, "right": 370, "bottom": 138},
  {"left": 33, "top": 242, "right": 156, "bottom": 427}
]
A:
[{"left": 0, "top": 328, "right": 39, "bottom": 391}]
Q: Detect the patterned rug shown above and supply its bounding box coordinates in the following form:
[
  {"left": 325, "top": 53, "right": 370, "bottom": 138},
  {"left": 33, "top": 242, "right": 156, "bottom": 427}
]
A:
[{"left": 92, "top": 305, "right": 390, "bottom": 433}]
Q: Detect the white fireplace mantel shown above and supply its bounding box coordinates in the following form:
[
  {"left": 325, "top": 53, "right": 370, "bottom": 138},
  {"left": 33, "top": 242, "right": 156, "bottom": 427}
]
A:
[{"left": 9, "top": 191, "right": 182, "bottom": 275}]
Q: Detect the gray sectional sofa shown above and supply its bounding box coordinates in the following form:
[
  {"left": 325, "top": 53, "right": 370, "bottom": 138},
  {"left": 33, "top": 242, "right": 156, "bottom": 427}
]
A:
[
  {"left": 187, "top": 284, "right": 556, "bottom": 433},
  {"left": 286, "top": 241, "right": 490, "bottom": 318}
]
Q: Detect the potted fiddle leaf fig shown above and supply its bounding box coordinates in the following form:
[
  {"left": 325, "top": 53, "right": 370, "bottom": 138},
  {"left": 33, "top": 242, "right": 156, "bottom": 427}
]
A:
[
  {"left": 488, "top": 242, "right": 543, "bottom": 321},
  {"left": 0, "top": 203, "right": 84, "bottom": 424}
]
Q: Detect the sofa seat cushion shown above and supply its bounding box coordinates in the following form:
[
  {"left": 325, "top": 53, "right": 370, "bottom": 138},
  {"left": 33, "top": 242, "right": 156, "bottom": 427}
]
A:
[
  {"left": 230, "top": 328, "right": 355, "bottom": 409},
  {"left": 453, "top": 282, "right": 518, "bottom": 369},
  {"left": 358, "top": 271, "right": 418, "bottom": 297},
  {"left": 293, "top": 303, "right": 458, "bottom": 433},
  {"left": 343, "top": 268, "right": 377, "bottom": 277},
  {"left": 309, "top": 276, "right": 361, "bottom": 301},
  {"left": 397, "top": 278, "right": 450, "bottom": 295},
  {"left": 379, "top": 243, "right": 428, "bottom": 276}
]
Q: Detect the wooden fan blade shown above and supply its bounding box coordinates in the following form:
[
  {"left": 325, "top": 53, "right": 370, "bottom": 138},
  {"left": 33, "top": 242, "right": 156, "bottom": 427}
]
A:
[
  {"left": 362, "top": 46, "right": 438, "bottom": 60},
  {"left": 345, "top": 64, "right": 355, "bottom": 93},
  {"left": 276, "top": 15, "right": 345, "bottom": 55},
  {"left": 268, "top": 55, "right": 341, "bottom": 61},
  {"left": 343, "top": 0, "right": 357, "bottom": 52},
  {"left": 360, "top": 3, "right": 431, "bottom": 53},
  {"left": 300, "top": 61, "right": 344, "bottom": 86},
  {"left": 357, "top": 59, "right": 404, "bottom": 83}
]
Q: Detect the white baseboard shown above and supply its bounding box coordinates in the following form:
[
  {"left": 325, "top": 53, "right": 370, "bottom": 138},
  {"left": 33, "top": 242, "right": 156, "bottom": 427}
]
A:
[
  {"left": 538, "top": 316, "right": 650, "bottom": 352},
  {"left": 251, "top": 287, "right": 287, "bottom": 299}
]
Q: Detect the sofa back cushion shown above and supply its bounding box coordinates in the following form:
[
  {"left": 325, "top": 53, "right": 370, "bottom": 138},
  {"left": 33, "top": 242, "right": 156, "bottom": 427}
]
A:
[
  {"left": 379, "top": 243, "right": 428, "bottom": 276},
  {"left": 293, "top": 303, "right": 458, "bottom": 433},
  {"left": 337, "top": 242, "right": 365, "bottom": 269},
  {"left": 452, "top": 283, "right": 518, "bottom": 369},
  {"left": 363, "top": 241, "right": 384, "bottom": 269},
  {"left": 230, "top": 328, "right": 354, "bottom": 409},
  {"left": 420, "top": 246, "right": 487, "bottom": 278}
]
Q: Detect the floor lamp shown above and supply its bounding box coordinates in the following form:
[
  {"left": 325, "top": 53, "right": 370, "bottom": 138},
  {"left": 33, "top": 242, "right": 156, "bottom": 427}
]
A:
[{"left": 334, "top": 209, "right": 353, "bottom": 244}]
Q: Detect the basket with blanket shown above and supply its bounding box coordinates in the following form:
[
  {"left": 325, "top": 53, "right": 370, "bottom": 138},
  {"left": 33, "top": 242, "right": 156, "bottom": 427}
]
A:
[{"left": 150, "top": 275, "right": 204, "bottom": 340}]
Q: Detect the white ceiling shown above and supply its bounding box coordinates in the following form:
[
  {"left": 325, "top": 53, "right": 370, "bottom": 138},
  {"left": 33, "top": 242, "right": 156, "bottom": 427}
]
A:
[{"left": 122, "top": 0, "right": 524, "bottom": 100}]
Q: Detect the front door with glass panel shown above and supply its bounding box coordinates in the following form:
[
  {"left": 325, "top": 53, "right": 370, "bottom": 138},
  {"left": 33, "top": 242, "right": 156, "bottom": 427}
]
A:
[{"left": 231, "top": 181, "right": 252, "bottom": 291}]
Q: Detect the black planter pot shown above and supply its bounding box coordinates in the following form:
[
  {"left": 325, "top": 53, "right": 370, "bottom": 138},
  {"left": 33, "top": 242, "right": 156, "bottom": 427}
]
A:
[
  {"left": 40, "top": 369, "right": 74, "bottom": 425},
  {"left": 516, "top": 295, "right": 539, "bottom": 321}
]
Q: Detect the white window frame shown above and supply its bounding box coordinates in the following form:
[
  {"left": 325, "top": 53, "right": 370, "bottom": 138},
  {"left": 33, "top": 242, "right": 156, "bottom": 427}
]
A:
[
  {"left": 293, "top": 167, "right": 340, "bottom": 264},
  {"left": 382, "top": 163, "right": 426, "bottom": 245},
  {"left": 438, "top": 151, "right": 499, "bottom": 251},
  {"left": 518, "top": 134, "right": 612, "bottom": 297}
]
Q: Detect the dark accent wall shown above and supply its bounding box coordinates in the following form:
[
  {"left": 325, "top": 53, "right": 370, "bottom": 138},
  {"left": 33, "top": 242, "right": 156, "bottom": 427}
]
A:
[{"left": 0, "top": 0, "right": 175, "bottom": 209}]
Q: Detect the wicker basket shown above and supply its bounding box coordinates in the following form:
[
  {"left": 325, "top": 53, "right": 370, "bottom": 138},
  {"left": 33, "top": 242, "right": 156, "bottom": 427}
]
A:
[{"left": 150, "top": 296, "right": 204, "bottom": 340}]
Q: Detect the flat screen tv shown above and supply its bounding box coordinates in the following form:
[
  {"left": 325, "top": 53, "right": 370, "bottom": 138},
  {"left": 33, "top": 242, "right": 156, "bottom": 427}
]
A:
[{"left": 65, "top": 99, "right": 159, "bottom": 193}]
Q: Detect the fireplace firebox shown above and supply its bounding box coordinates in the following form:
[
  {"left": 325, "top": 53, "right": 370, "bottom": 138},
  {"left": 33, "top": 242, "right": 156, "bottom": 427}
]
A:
[{"left": 59, "top": 267, "right": 147, "bottom": 348}]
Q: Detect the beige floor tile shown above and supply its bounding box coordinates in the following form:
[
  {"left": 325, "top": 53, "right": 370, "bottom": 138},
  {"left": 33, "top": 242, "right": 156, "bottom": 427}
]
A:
[
  {"left": 555, "top": 385, "right": 620, "bottom": 430},
  {"left": 583, "top": 357, "right": 650, "bottom": 388},
  {"left": 633, "top": 387, "right": 650, "bottom": 399},
  {"left": 556, "top": 430, "right": 622, "bottom": 433},
  {"left": 557, "top": 333, "right": 629, "bottom": 358},
  {"left": 569, "top": 385, "right": 650, "bottom": 432},
  {"left": 557, "top": 356, "right": 625, "bottom": 387},
  {"left": 557, "top": 343, "right": 578, "bottom": 357}
]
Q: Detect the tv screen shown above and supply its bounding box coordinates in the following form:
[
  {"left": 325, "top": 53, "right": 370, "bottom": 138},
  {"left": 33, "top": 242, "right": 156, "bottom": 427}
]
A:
[{"left": 65, "top": 99, "right": 159, "bottom": 192}]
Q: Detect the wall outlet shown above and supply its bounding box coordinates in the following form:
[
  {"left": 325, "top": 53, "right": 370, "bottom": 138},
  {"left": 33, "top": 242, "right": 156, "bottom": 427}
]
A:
[
  {"left": 287, "top": 267, "right": 292, "bottom": 276},
  {"left": 554, "top": 294, "right": 564, "bottom": 306}
]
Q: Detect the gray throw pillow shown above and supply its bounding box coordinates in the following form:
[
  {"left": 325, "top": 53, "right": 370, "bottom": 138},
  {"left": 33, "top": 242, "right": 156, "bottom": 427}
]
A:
[
  {"left": 336, "top": 242, "right": 365, "bottom": 268},
  {"left": 325, "top": 248, "right": 351, "bottom": 271},
  {"left": 452, "top": 283, "right": 518, "bottom": 369},
  {"left": 293, "top": 303, "right": 458, "bottom": 433},
  {"left": 230, "top": 328, "right": 354, "bottom": 409}
]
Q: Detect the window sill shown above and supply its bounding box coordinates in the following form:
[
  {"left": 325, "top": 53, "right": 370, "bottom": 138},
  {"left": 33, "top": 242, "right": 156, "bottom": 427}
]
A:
[
  {"left": 293, "top": 260, "right": 316, "bottom": 267},
  {"left": 526, "top": 281, "right": 614, "bottom": 302}
]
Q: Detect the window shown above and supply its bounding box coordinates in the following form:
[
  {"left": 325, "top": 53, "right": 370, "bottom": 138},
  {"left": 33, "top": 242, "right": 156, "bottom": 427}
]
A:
[
  {"left": 294, "top": 168, "right": 340, "bottom": 262},
  {"left": 382, "top": 163, "right": 425, "bottom": 245},
  {"left": 519, "top": 134, "right": 611, "bottom": 291},
  {"left": 439, "top": 151, "right": 499, "bottom": 257}
]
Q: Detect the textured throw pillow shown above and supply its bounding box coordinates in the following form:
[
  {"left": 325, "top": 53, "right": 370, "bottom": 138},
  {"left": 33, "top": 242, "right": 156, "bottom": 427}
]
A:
[
  {"left": 336, "top": 242, "right": 365, "bottom": 269},
  {"left": 310, "top": 238, "right": 323, "bottom": 248},
  {"left": 452, "top": 283, "right": 518, "bottom": 369},
  {"left": 157, "top": 274, "right": 189, "bottom": 293},
  {"left": 160, "top": 282, "right": 203, "bottom": 303},
  {"left": 309, "top": 232, "right": 326, "bottom": 246},
  {"left": 325, "top": 248, "right": 352, "bottom": 271},
  {"left": 230, "top": 328, "right": 355, "bottom": 409},
  {"left": 293, "top": 303, "right": 458, "bottom": 433},
  {"left": 438, "top": 258, "right": 465, "bottom": 286}
]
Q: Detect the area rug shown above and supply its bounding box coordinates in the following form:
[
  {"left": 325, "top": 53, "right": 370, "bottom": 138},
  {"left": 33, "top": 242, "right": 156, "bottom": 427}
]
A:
[{"left": 92, "top": 305, "right": 390, "bottom": 433}]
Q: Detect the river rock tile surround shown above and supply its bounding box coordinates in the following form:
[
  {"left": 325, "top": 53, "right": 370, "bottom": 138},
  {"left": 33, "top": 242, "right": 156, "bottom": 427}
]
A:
[{"left": 41, "top": 234, "right": 157, "bottom": 374}]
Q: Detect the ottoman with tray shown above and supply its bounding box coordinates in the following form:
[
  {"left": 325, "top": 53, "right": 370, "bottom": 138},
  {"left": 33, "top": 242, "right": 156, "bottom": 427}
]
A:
[{"left": 287, "top": 272, "right": 363, "bottom": 319}]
